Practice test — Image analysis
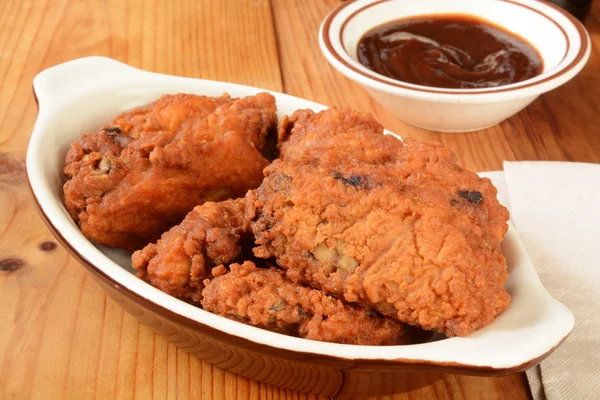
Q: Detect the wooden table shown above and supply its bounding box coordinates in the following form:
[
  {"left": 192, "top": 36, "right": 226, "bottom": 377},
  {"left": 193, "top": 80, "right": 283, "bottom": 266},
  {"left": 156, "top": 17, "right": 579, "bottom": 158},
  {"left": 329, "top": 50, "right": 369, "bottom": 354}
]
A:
[{"left": 1, "top": 0, "right": 598, "bottom": 398}]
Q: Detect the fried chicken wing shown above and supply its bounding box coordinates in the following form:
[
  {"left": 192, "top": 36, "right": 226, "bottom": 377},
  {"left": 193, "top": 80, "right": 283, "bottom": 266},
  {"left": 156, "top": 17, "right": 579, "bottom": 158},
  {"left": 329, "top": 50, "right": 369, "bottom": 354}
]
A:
[
  {"left": 202, "top": 261, "right": 411, "bottom": 345},
  {"left": 132, "top": 198, "right": 250, "bottom": 303},
  {"left": 64, "top": 93, "right": 276, "bottom": 250},
  {"left": 250, "top": 108, "right": 510, "bottom": 337}
]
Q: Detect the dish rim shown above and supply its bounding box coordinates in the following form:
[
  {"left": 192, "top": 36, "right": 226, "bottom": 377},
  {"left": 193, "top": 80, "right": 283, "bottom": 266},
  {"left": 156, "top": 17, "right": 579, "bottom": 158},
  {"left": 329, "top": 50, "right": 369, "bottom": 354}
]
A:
[{"left": 26, "top": 56, "right": 574, "bottom": 375}]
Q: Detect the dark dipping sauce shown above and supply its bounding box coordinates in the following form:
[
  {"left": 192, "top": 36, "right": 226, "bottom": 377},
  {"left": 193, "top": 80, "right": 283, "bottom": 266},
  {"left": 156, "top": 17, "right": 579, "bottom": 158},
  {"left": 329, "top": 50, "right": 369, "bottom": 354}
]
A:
[{"left": 357, "top": 15, "right": 543, "bottom": 89}]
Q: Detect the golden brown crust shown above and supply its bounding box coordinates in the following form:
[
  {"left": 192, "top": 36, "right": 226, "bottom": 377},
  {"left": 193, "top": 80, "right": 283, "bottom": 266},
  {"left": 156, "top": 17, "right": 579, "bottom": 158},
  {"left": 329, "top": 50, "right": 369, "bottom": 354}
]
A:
[
  {"left": 130, "top": 106, "right": 510, "bottom": 340},
  {"left": 202, "top": 261, "right": 411, "bottom": 345},
  {"left": 251, "top": 108, "right": 510, "bottom": 337},
  {"left": 277, "top": 107, "right": 403, "bottom": 166},
  {"left": 64, "top": 93, "right": 276, "bottom": 250},
  {"left": 131, "top": 198, "right": 251, "bottom": 303}
]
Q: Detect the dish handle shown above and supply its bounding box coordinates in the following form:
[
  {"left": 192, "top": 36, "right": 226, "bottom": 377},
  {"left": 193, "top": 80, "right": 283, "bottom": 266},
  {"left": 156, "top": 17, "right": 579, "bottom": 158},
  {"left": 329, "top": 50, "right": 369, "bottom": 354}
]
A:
[{"left": 33, "top": 57, "right": 145, "bottom": 111}]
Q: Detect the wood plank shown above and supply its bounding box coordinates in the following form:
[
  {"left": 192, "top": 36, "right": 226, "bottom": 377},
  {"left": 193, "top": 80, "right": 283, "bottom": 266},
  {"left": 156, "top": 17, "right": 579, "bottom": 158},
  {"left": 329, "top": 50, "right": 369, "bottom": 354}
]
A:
[
  {"left": 0, "top": 1, "right": 321, "bottom": 399},
  {"left": 1, "top": 0, "right": 599, "bottom": 398}
]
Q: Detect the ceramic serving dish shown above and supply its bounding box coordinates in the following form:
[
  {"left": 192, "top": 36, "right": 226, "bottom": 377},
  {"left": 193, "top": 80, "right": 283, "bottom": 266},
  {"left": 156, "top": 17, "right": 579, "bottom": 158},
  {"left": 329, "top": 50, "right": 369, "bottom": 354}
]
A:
[
  {"left": 26, "top": 57, "right": 574, "bottom": 396},
  {"left": 319, "top": 0, "right": 591, "bottom": 132}
]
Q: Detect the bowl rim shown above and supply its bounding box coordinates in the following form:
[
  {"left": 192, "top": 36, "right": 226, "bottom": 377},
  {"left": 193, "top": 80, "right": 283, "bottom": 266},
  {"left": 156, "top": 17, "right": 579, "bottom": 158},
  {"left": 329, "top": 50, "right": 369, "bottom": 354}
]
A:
[
  {"left": 26, "top": 56, "right": 574, "bottom": 376},
  {"left": 319, "top": 0, "right": 591, "bottom": 102}
]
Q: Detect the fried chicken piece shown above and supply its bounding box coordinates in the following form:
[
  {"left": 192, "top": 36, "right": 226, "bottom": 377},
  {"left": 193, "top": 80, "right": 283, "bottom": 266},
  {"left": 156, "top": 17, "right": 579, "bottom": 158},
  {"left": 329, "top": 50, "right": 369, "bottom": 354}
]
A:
[
  {"left": 64, "top": 93, "right": 276, "bottom": 250},
  {"left": 277, "top": 108, "right": 401, "bottom": 164},
  {"left": 132, "top": 198, "right": 250, "bottom": 303},
  {"left": 132, "top": 107, "right": 510, "bottom": 338},
  {"left": 250, "top": 108, "right": 510, "bottom": 337},
  {"left": 202, "top": 261, "right": 411, "bottom": 345}
]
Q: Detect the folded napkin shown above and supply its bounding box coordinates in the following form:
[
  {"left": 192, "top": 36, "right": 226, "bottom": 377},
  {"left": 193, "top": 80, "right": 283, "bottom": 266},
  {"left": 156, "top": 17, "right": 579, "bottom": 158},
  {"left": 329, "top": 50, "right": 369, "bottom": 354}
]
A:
[{"left": 482, "top": 162, "right": 600, "bottom": 400}]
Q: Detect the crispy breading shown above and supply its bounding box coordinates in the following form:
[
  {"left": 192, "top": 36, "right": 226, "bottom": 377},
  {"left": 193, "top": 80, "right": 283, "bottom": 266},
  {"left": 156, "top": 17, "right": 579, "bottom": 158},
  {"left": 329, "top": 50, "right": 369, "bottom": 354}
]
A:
[
  {"left": 132, "top": 198, "right": 250, "bottom": 303},
  {"left": 251, "top": 108, "right": 510, "bottom": 337},
  {"left": 277, "top": 108, "right": 404, "bottom": 166},
  {"left": 64, "top": 93, "right": 276, "bottom": 250},
  {"left": 202, "top": 261, "right": 411, "bottom": 345},
  {"left": 132, "top": 106, "right": 510, "bottom": 339}
]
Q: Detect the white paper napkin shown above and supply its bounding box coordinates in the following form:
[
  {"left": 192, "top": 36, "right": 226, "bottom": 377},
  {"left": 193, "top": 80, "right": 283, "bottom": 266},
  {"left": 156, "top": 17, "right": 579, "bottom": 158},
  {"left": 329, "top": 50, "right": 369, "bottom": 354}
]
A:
[{"left": 483, "top": 162, "right": 600, "bottom": 400}]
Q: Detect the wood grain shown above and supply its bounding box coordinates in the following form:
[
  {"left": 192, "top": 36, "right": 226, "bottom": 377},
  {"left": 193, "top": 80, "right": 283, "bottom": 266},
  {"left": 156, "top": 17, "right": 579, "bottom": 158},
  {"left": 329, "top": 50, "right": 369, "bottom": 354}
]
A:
[
  {"left": 0, "top": 0, "right": 599, "bottom": 398},
  {"left": 0, "top": 1, "right": 310, "bottom": 399}
]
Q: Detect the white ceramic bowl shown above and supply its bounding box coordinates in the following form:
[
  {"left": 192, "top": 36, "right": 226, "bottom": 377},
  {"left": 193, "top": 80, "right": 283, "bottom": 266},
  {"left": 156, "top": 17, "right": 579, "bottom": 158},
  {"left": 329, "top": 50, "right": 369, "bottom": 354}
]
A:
[
  {"left": 319, "top": 0, "right": 591, "bottom": 132},
  {"left": 27, "top": 57, "right": 574, "bottom": 396}
]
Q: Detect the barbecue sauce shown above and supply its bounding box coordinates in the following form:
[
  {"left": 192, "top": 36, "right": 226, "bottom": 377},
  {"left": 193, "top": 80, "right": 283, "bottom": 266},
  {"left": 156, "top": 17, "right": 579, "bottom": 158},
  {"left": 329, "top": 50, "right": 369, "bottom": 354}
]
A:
[{"left": 357, "top": 15, "right": 543, "bottom": 89}]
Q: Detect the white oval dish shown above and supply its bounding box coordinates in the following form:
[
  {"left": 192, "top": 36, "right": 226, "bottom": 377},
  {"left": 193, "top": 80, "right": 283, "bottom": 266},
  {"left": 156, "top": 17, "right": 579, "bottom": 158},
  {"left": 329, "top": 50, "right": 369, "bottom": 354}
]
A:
[
  {"left": 319, "top": 0, "right": 591, "bottom": 132},
  {"left": 27, "top": 56, "right": 574, "bottom": 396}
]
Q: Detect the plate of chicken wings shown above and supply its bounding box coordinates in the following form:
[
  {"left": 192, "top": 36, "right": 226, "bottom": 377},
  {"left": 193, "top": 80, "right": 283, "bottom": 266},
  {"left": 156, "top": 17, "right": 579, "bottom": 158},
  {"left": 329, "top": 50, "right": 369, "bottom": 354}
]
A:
[{"left": 26, "top": 57, "right": 573, "bottom": 395}]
